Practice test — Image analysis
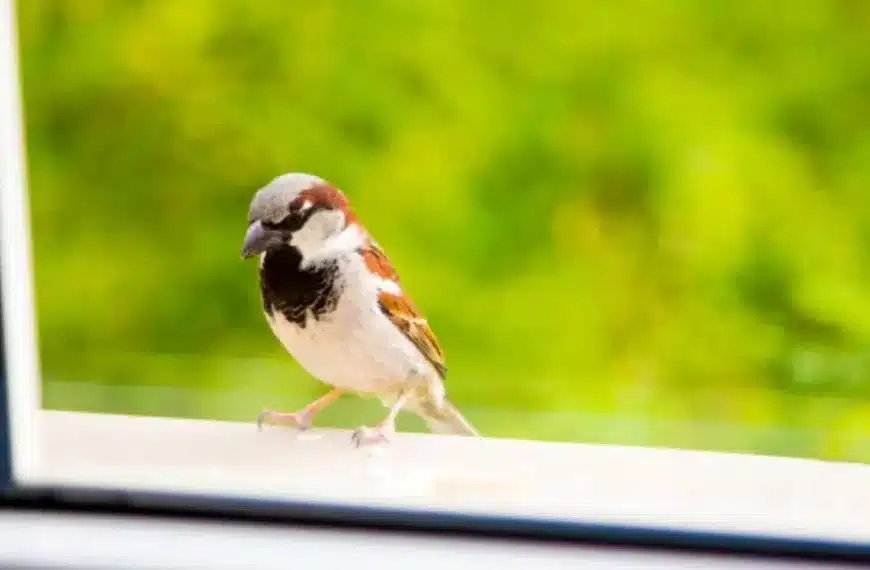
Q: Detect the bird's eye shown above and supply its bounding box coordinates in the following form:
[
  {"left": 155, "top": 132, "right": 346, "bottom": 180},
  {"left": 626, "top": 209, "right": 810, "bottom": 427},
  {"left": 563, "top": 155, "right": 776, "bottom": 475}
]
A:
[{"left": 296, "top": 199, "right": 314, "bottom": 213}]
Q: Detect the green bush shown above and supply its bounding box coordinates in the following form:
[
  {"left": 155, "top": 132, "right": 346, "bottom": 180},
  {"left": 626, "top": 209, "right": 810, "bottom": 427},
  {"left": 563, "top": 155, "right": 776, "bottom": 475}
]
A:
[{"left": 18, "top": 0, "right": 870, "bottom": 461}]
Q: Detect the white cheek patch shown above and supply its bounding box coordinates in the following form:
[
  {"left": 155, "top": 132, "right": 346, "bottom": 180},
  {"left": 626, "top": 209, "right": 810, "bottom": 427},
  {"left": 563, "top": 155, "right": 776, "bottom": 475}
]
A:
[
  {"left": 292, "top": 210, "right": 345, "bottom": 257},
  {"left": 330, "top": 223, "right": 366, "bottom": 252}
]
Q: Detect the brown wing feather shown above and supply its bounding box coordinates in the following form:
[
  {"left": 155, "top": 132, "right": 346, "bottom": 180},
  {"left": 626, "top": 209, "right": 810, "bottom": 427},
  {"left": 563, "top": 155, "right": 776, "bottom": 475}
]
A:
[
  {"left": 360, "top": 241, "right": 401, "bottom": 283},
  {"left": 378, "top": 291, "right": 447, "bottom": 379},
  {"left": 361, "top": 241, "right": 447, "bottom": 378}
]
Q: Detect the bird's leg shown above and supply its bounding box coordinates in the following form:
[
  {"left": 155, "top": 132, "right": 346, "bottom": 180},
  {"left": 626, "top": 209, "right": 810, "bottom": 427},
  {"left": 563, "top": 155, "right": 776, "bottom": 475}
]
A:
[
  {"left": 351, "top": 389, "right": 409, "bottom": 447},
  {"left": 258, "top": 388, "right": 344, "bottom": 431}
]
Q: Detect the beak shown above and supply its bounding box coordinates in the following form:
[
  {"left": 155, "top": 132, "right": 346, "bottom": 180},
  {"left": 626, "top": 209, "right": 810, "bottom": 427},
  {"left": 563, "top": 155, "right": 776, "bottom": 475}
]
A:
[{"left": 241, "top": 220, "right": 283, "bottom": 259}]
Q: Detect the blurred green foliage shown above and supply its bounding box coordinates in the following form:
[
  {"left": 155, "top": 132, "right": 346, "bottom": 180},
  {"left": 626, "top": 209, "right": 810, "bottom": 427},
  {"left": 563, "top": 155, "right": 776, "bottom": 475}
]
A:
[{"left": 16, "top": 0, "right": 870, "bottom": 461}]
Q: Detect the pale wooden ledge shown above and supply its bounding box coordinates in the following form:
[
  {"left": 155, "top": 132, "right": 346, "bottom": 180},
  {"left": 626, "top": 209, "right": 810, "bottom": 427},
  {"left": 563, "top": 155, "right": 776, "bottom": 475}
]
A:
[{"left": 23, "top": 410, "right": 870, "bottom": 543}]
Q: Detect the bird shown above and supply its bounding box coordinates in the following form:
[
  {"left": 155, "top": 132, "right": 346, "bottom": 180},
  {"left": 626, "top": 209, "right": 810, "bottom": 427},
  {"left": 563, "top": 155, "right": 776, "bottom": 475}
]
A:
[{"left": 240, "top": 172, "right": 479, "bottom": 446}]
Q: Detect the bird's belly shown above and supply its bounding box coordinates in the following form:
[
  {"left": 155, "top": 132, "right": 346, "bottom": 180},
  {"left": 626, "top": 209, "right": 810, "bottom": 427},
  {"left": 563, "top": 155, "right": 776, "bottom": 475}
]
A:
[{"left": 265, "top": 307, "right": 415, "bottom": 394}]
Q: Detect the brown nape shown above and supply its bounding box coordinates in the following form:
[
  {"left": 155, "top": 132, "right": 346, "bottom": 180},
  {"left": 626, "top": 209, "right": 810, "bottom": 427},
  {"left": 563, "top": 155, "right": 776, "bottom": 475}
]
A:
[{"left": 292, "top": 182, "right": 358, "bottom": 226}]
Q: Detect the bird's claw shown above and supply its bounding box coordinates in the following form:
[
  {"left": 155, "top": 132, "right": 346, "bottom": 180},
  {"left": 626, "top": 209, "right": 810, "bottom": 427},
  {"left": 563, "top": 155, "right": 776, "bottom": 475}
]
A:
[
  {"left": 351, "top": 425, "right": 393, "bottom": 448},
  {"left": 256, "top": 409, "right": 272, "bottom": 432}
]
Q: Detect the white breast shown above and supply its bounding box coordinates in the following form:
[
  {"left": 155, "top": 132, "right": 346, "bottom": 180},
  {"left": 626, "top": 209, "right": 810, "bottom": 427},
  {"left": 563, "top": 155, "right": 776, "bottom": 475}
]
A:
[{"left": 265, "top": 253, "right": 435, "bottom": 395}]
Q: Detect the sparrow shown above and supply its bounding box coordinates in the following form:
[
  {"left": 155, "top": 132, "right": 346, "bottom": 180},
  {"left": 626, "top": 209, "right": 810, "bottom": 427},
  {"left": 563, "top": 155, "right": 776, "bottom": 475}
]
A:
[{"left": 240, "top": 172, "right": 479, "bottom": 446}]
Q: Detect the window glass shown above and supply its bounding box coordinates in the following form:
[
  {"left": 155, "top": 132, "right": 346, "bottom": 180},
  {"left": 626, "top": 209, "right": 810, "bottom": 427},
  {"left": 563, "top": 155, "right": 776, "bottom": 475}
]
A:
[{"left": 10, "top": 0, "right": 870, "bottom": 543}]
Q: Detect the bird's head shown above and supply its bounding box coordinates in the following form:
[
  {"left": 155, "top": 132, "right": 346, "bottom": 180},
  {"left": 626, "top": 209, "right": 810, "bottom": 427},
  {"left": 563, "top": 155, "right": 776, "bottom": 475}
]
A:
[{"left": 241, "top": 173, "right": 359, "bottom": 260}]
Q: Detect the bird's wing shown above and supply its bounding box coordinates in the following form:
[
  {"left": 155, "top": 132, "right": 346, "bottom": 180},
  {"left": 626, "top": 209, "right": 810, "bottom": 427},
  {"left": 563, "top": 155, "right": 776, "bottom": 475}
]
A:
[
  {"left": 360, "top": 239, "right": 402, "bottom": 283},
  {"left": 360, "top": 241, "right": 447, "bottom": 379},
  {"left": 377, "top": 290, "right": 447, "bottom": 379}
]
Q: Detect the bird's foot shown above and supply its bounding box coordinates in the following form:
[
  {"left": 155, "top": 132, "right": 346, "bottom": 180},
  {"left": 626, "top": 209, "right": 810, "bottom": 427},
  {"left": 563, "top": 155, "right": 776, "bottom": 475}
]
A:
[
  {"left": 351, "top": 423, "right": 395, "bottom": 448},
  {"left": 256, "top": 409, "right": 313, "bottom": 432}
]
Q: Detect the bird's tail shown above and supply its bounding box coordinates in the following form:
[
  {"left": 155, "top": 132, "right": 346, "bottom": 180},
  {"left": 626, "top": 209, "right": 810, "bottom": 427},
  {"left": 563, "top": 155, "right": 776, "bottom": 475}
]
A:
[{"left": 414, "top": 397, "right": 479, "bottom": 437}]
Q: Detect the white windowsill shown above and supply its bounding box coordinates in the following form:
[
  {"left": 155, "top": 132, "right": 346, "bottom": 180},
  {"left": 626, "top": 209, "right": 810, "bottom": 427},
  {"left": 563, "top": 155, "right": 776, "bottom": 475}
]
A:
[{"left": 20, "top": 409, "right": 870, "bottom": 545}]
